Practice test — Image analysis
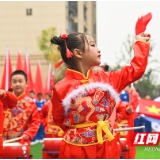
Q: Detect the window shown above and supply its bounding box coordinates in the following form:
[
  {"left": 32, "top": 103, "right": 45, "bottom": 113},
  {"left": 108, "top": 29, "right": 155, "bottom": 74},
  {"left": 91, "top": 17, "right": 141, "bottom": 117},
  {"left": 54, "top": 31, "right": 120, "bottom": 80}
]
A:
[
  {"left": 68, "top": 1, "right": 77, "bottom": 17},
  {"left": 26, "top": 9, "right": 32, "bottom": 16},
  {"left": 69, "top": 19, "right": 78, "bottom": 33},
  {"left": 84, "top": 26, "right": 87, "bottom": 33},
  {"left": 84, "top": 5, "right": 87, "bottom": 21},
  {"left": 93, "top": 24, "right": 96, "bottom": 34}
]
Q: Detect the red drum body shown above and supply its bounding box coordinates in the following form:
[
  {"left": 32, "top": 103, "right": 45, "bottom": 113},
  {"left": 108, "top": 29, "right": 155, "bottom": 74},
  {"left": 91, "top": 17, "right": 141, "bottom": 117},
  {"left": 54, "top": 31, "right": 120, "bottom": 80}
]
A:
[
  {"left": 2, "top": 143, "right": 30, "bottom": 159},
  {"left": 42, "top": 138, "right": 62, "bottom": 159},
  {"left": 120, "top": 138, "right": 129, "bottom": 152}
]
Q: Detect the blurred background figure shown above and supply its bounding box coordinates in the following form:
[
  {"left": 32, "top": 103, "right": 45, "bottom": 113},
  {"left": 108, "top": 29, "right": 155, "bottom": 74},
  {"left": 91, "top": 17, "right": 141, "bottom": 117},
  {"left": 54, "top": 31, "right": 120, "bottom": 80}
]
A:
[
  {"left": 32, "top": 93, "right": 46, "bottom": 143},
  {"left": 45, "top": 93, "right": 51, "bottom": 102},
  {"left": 29, "top": 91, "right": 36, "bottom": 102},
  {"left": 145, "top": 94, "right": 151, "bottom": 100},
  {"left": 120, "top": 86, "right": 130, "bottom": 102},
  {"left": 92, "top": 64, "right": 109, "bottom": 73}
]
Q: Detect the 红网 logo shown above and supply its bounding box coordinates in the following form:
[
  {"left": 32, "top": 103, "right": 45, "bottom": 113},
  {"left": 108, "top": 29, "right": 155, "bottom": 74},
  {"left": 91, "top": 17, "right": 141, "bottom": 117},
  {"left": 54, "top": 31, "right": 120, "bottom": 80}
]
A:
[{"left": 132, "top": 132, "right": 160, "bottom": 145}]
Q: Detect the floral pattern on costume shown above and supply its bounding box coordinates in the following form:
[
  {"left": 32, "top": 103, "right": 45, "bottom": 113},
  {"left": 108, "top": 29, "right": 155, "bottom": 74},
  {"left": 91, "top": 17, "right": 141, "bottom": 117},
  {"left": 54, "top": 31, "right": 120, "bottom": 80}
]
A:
[{"left": 63, "top": 88, "right": 116, "bottom": 144}]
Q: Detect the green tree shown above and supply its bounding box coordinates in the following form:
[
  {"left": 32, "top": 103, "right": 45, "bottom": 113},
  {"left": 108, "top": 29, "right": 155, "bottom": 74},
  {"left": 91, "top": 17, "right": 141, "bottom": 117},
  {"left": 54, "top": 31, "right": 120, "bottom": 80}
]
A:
[
  {"left": 109, "top": 34, "right": 160, "bottom": 99},
  {"left": 37, "top": 27, "right": 66, "bottom": 82}
]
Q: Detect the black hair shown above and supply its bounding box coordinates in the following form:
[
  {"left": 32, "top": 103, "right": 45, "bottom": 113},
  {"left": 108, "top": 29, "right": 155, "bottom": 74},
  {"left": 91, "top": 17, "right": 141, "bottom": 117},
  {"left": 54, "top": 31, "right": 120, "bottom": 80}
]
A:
[
  {"left": 8, "top": 88, "right": 13, "bottom": 92},
  {"left": 45, "top": 93, "right": 50, "bottom": 96},
  {"left": 50, "top": 32, "right": 88, "bottom": 68},
  {"left": 101, "top": 65, "right": 109, "bottom": 72},
  {"left": 37, "top": 93, "right": 42, "bottom": 96},
  {"left": 10, "top": 70, "right": 27, "bottom": 82},
  {"left": 51, "top": 83, "right": 56, "bottom": 91},
  {"left": 29, "top": 91, "right": 35, "bottom": 94}
]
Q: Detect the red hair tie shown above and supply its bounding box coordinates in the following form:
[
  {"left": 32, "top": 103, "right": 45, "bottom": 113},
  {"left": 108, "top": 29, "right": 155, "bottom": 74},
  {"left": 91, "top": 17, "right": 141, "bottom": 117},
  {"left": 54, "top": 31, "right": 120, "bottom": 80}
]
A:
[{"left": 54, "top": 34, "right": 73, "bottom": 68}]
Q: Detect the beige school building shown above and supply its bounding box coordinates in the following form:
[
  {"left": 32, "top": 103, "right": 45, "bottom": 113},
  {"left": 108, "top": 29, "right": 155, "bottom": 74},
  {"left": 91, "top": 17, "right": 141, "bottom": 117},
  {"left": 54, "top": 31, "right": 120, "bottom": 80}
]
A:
[{"left": 0, "top": 1, "right": 97, "bottom": 87}]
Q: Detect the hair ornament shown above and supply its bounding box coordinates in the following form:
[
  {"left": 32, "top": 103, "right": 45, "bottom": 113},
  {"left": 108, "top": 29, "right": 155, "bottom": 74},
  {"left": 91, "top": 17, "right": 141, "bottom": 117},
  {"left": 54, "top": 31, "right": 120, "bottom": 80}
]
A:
[{"left": 54, "top": 34, "right": 73, "bottom": 68}]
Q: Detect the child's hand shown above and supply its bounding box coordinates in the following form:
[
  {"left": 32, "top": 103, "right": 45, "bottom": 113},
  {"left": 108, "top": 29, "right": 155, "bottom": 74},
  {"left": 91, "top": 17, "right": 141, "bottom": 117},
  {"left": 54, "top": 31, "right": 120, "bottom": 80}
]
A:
[
  {"left": 126, "top": 105, "right": 133, "bottom": 114},
  {"left": 136, "top": 32, "right": 150, "bottom": 42},
  {"left": 0, "top": 90, "right": 5, "bottom": 97},
  {"left": 22, "top": 134, "right": 30, "bottom": 141}
]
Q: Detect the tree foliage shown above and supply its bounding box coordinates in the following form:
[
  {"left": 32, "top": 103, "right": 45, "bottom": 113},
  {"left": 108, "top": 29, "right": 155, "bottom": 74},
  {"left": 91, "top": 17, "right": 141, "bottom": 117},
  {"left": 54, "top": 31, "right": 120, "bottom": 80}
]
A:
[
  {"left": 37, "top": 27, "right": 66, "bottom": 82},
  {"left": 109, "top": 34, "right": 160, "bottom": 99}
]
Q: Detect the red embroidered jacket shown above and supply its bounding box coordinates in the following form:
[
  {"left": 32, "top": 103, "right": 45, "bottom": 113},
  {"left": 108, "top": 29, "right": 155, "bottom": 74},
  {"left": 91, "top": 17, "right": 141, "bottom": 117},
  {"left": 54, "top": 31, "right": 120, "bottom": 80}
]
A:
[
  {"left": 40, "top": 101, "right": 55, "bottom": 134},
  {"left": 0, "top": 91, "right": 18, "bottom": 137},
  {"left": 51, "top": 41, "right": 150, "bottom": 145},
  {"left": 3, "top": 93, "right": 40, "bottom": 140}
]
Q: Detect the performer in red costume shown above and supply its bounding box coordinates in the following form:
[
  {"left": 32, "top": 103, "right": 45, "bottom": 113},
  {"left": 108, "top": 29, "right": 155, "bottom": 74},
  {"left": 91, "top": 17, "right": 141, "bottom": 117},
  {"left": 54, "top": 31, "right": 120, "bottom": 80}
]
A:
[
  {"left": 0, "top": 89, "right": 17, "bottom": 158},
  {"left": 40, "top": 84, "right": 60, "bottom": 138},
  {"left": 3, "top": 70, "right": 40, "bottom": 142},
  {"left": 50, "top": 30, "right": 150, "bottom": 159},
  {"left": 40, "top": 84, "right": 61, "bottom": 159}
]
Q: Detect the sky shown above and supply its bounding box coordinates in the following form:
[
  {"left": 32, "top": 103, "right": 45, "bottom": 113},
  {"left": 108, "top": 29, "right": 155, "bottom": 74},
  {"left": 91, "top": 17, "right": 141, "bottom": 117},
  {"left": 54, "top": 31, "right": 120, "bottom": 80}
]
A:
[{"left": 97, "top": 1, "right": 160, "bottom": 82}]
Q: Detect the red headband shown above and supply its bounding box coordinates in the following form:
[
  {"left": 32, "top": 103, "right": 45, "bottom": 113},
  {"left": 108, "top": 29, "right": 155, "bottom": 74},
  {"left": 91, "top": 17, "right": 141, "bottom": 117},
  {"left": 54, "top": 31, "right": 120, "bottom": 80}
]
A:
[{"left": 54, "top": 34, "right": 73, "bottom": 68}]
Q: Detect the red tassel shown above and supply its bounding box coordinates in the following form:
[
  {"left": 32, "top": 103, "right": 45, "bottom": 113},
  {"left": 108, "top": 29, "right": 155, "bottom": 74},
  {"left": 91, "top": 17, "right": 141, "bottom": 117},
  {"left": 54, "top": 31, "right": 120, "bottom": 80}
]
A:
[
  {"left": 54, "top": 60, "right": 64, "bottom": 68},
  {"left": 135, "top": 12, "right": 152, "bottom": 35},
  {"left": 66, "top": 48, "right": 73, "bottom": 58}
]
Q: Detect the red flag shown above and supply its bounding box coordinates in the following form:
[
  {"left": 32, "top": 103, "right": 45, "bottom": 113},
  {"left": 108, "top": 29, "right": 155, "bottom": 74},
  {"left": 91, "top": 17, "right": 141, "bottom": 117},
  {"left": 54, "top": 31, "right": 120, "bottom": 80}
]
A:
[
  {"left": 135, "top": 12, "right": 152, "bottom": 36},
  {"left": 1, "top": 47, "right": 13, "bottom": 91},
  {"left": 44, "top": 63, "right": 55, "bottom": 94},
  {"left": 16, "top": 47, "right": 23, "bottom": 70},
  {"left": 35, "top": 60, "right": 44, "bottom": 99},
  {"left": 23, "top": 49, "right": 34, "bottom": 96},
  {"left": 138, "top": 99, "right": 160, "bottom": 119}
]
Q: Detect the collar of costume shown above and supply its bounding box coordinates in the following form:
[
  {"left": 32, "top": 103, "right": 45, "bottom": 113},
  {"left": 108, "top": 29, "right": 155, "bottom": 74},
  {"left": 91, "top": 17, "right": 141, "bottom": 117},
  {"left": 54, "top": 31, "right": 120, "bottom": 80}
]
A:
[
  {"left": 65, "top": 68, "right": 93, "bottom": 80},
  {"left": 13, "top": 92, "right": 26, "bottom": 101}
]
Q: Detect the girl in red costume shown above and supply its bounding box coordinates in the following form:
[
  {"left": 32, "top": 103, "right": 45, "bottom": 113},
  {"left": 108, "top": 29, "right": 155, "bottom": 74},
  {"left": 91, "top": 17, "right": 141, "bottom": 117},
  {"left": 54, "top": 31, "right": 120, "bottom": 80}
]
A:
[
  {"left": 0, "top": 89, "right": 17, "bottom": 159},
  {"left": 51, "top": 32, "right": 150, "bottom": 159}
]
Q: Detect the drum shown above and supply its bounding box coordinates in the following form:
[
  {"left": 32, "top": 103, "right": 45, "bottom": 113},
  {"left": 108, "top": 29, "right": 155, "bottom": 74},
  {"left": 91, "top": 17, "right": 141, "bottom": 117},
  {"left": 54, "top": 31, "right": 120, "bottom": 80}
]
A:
[
  {"left": 2, "top": 142, "right": 30, "bottom": 159},
  {"left": 42, "top": 138, "right": 62, "bottom": 159},
  {"left": 119, "top": 138, "right": 129, "bottom": 152}
]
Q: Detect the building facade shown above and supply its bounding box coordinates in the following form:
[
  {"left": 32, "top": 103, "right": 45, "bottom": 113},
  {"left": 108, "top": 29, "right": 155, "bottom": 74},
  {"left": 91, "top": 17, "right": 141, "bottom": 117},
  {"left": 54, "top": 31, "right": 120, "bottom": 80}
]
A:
[{"left": 0, "top": 1, "right": 97, "bottom": 87}]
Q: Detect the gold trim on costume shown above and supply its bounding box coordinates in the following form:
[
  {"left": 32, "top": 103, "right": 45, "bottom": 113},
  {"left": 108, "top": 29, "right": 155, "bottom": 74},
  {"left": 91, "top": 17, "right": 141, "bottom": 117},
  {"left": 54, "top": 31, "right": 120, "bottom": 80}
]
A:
[
  {"left": 136, "top": 40, "right": 150, "bottom": 44},
  {"left": 67, "top": 68, "right": 91, "bottom": 79}
]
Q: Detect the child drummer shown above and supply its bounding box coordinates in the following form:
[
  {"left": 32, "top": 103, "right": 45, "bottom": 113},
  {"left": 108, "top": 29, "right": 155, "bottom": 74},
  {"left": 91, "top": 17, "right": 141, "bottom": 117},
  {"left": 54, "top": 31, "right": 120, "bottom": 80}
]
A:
[
  {"left": 3, "top": 70, "right": 40, "bottom": 142},
  {"left": 50, "top": 31, "right": 150, "bottom": 159}
]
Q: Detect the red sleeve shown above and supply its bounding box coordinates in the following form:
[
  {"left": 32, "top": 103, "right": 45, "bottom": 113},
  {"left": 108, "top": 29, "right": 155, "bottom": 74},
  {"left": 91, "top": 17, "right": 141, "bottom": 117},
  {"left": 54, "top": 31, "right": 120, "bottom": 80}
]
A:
[
  {"left": 51, "top": 88, "right": 66, "bottom": 131},
  {"left": 0, "top": 91, "right": 17, "bottom": 108},
  {"left": 103, "top": 41, "right": 150, "bottom": 93},
  {"left": 40, "top": 103, "right": 48, "bottom": 127},
  {"left": 116, "top": 101, "right": 129, "bottom": 121},
  {"left": 130, "top": 90, "right": 139, "bottom": 111},
  {"left": 23, "top": 102, "right": 40, "bottom": 140}
]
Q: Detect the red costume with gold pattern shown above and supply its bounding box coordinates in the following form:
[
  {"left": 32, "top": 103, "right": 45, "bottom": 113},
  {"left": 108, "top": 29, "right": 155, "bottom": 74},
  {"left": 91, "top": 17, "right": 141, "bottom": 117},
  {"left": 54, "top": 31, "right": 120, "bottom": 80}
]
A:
[
  {"left": 40, "top": 101, "right": 57, "bottom": 138},
  {"left": 51, "top": 41, "right": 150, "bottom": 159},
  {"left": 0, "top": 91, "right": 17, "bottom": 158},
  {"left": 3, "top": 92, "right": 40, "bottom": 141}
]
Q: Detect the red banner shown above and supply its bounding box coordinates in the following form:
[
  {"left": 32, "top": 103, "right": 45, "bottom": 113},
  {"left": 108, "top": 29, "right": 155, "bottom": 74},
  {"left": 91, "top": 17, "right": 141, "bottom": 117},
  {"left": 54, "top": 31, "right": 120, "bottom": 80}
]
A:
[{"left": 138, "top": 99, "right": 160, "bottom": 119}]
